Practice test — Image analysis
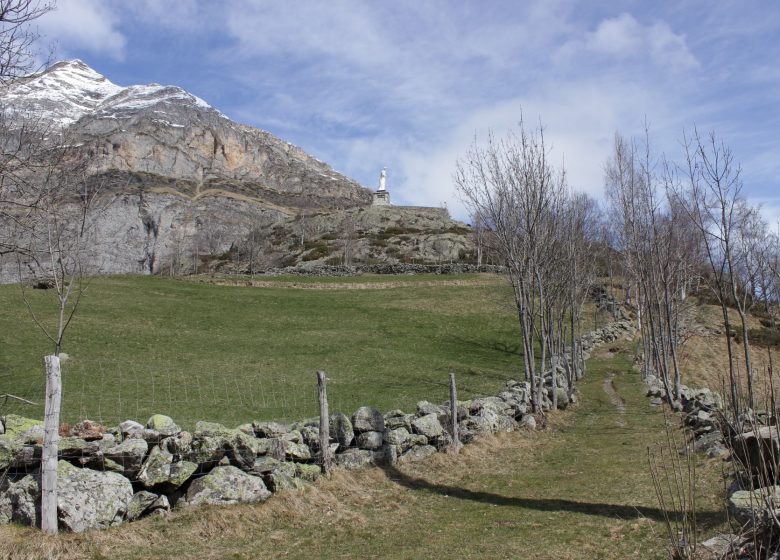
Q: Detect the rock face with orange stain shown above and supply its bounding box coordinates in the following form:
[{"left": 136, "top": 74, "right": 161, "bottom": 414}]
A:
[{"left": 0, "top": 60, "right": 372, "bottom": 281}]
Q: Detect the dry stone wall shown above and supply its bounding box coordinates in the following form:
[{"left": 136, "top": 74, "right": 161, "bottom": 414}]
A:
[{"left": 0, "top": 319, "right": 634, "bottom": 532}]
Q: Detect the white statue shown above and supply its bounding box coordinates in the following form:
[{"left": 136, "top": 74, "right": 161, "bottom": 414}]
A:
[{"left": 378, "top": 167, "right": 387, "bottom": 191}]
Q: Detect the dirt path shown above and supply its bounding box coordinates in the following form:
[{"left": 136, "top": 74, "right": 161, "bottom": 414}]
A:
[
  {"left": 0, "top": 346, "right": 728, "bottom": 560},
  {"left": 602, "top": 372, "right": 627, "bottom": 427}
]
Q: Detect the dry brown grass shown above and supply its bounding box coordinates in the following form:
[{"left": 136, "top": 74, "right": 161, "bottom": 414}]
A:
[{"left": 679, "top": 302, "right": 776, "bottom": 404}]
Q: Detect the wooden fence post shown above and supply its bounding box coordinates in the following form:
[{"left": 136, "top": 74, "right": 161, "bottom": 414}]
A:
[
  {"left": 317, "top": 370, "right": 331, "bottom": 475},
  {"left": 41, "top": 355, "right": 62, "bottom": 534},
  {"left": 449, "top": 372, "right": 460, "bottom": 453}
]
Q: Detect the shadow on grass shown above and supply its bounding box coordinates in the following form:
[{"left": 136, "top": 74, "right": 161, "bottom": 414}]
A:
[{"left": 381, "top": 465, "right": 726, "bottom": 530}]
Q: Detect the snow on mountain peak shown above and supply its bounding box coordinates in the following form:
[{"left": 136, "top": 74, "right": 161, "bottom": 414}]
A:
[{"left": 2, "top": 59, "right": 219, "bottom": 127}]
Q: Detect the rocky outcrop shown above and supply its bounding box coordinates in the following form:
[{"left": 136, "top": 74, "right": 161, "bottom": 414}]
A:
[{"left": 0, "top": 60, "right": 373, "bottom": 282}]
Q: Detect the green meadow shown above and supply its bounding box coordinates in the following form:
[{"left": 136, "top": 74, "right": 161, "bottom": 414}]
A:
[{"left": 0, "top": 274, "right": 535, "bottom": 428}]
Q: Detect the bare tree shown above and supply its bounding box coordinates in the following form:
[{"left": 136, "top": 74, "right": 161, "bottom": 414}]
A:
[
  {"left": 605, "top": 128, "right": 699, "bottom": 406},
  {"left": 679, "top": 129, "right": 763, "bottom": 412},
  {"left": 0, "top": 0, "right": 53, "bottom": 83},
  {"left": 455, "top": 119, "right": 586, "bottom": 412}
]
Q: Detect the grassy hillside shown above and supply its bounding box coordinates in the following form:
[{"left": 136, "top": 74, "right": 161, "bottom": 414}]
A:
[
  {"left": 0, "top": 343, "right": 728, "bottom": 559},
  {"left": 0, "top": 273, "right": 550, "bottom": 428}
]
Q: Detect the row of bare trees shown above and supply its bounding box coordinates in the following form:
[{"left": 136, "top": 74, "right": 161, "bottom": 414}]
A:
[
  {"left": 455, "top": 120, "right": 597, "bottom": 411},
  {"left": 606, "top": 125, "right": 780, "bottom": 416}
]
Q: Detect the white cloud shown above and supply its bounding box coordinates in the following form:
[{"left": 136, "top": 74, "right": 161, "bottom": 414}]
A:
[
  {"left": 38, "top": 0, "right": 126, "bottom": 60},
  {"left": 558, "top": 13, "right": 699, "bottom": 72},
  {"left": 394, "top": 78, "right": 675, "bottom": 221}
]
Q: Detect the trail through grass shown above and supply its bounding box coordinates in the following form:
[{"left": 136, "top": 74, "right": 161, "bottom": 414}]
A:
[{"left": 0, "top": 344, "right": 729, "bottom": 559}]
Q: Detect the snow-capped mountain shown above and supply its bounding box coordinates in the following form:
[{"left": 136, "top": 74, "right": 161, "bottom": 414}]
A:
[
  {"left": 0, "top": 60, "right": 372, "bottom": 280},
  {"left": 2, "top": 59, "right": 218, "bottom": 126}
]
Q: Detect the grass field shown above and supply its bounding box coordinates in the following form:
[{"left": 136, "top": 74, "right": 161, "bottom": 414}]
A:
[
  {"left": 0, "top": 343, "right": 730, "bottom": 559},
  {"left": 0, "top": 273, "right": 579, "bottom": 428}
]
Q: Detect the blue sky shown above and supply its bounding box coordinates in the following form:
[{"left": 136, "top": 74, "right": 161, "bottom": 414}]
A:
[{"left": 34, "top": 0, "right": 780, "bottom": 221}]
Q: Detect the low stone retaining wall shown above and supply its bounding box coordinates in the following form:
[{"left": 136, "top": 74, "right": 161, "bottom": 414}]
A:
[
  {"left": 0, "top": 319, "right": 633, "bottom": 533},
  {"left": 259, "top": 263, "right": 507, "bottom": 277}
]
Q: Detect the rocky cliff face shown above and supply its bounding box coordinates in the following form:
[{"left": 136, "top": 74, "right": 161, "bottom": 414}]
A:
[{"left": 0, "top": 60, "right": 372, "bottom": 281}]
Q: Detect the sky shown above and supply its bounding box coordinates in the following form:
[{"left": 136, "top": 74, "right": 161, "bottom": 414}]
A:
[{"left": 31, "top": 0, "right": 780, "bottom": 222}]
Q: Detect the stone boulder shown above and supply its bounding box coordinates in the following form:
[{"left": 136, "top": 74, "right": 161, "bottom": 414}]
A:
[
  {"left": 416, "top": 401, "right": 445, "bottom": 416},
  {"left": 126, "top": 491, "right": 170, "bottom": 521},
  {"left": 356, "top": 431, "right": 384, "bottom": 450},
  {"left": 398, "top": 445, "right": 437, "bottom": 464},
  {"left": 57, "top": 460, "right": 133, "bottom": 532},
  {"left": 193, "top": 421, "right": 265, "bottom": 470},
  {"left": 2, "top": 415, "right": 43, "bottom": 442},
  {"left": 137, "top": 446, "right": 197, "bottom": 491},
  {"left": 728, "top": 485, "right": 780, "bottom": 525},
  {"left": 146, "top": 414, "right": 180, "bottom": 437},
  {"left": 252, "top": 421, "right": 291, "bottom": 439},
  {"left": 733, "top": 427, "right": 780, "bottom": 481},
  {"left": 384, "top": 410, "right": 413, "bottom": 431},
  {"left": 353, "top": 406, "right": 385, "bottom": 433},
  {"left": 103, "top": 437, "right": 148, "bottom": 477},
  {"left": 0, "top": 483, "right": 11, "bottom": 524},
  {"left": 7, "top": 474, "right": 39, "bottom": 526},
  {"left": 185, "top": 466, "right": 271, "bottom": 506},
  {"left": 412, "top": 414, "right": 444, "bottom": 439},
  {"left": 329, "top": 412, "right": 354, "bottom": 450},
  {"left": 335, "top": 449, "right": 373, "bottom": 470},
  {"left": 119, "top": 420, "right": 145, "bottom": 439}
]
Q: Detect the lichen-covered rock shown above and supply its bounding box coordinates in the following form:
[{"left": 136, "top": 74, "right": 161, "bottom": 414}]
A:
[
  {"left": 184, "top": 435, "right": 226, "bottom": 466},
  {"left": 250, "top": 456, "right": 290, "bottom": 476},
  {"left": 191, "top": 423, "right": 266, "bottom": 470},
  {"left": 281, "top": 430, "right": 303, "bottom": 444},
  {"left": 253, "top": 421, "right": 291, "bottom": 439},
  {"left": 356, "top": 431, "right": 384, "bottom": 450},
  {"left": 268, "top": 472, "right": 305, "bottom": 492},
  {"left": 412, "top": 414, "right": 444, "bottom": 439},
  {"left": 335, "top": 449, "right": 373, "bottom": 470},
  {"left": 8, "top": 474, "right": 39, "bottom": 526},
  {"left": 126, "top": 491, "right": 159, "bottom": 521},
  {"left": 384, "top": 410, "right": 413, "bottom": 431},
  {"left": 520, "top": 415, "right": 537, "bottom": 430},
  {"left": 0, "top": 437, "right": 23, "bottom": 470},
  {"left": 728, "top": 485, "right": 780, "bottom": 525},
  {"left": 385, "top": 427, "right": 411, "bottom": 452},
  {"left": 295, "top": 463, "right": 321, "bottom": 482},
  {"left": 300, "top": 425, "right": 321, "bottom": 451},
  {"left": 352, "top": 406, "right": 384, "bottom": 433},
  {"left": 398, "top": 445, "right": 437, "bottom": 464},
  {"left": 284, "top": 441, "right": 312, "bottom": 462},
  {"left": 2, "top": 415, "right": 43, "bottom": 442},
  {"left": 0, "top": 485, "right": 11, "bottom": 524},
  {"left": 137, "top": 445, "right": 196, "bottom": 490},
  {"left": 103, "top": 438, "right": 148, "bottom": 477},
  {"left": 57, "top": 460, "right": 133, "bottom": 532},
  {"left": 58, "top": 437, "right": 101, "bottom": 461},
  {"left": 119, "top": 420, "right": 144, "bottom": 439},
  {"left": 0, "top": 418, "right": 4, "bottom": 436},
  {"left": 146, "top": 414, "right": 180, "bottom": 437},
  {"left": 416, "top": 401, "right": 445, "bottom": 416},
  {"left": 186, "top": 466, "right": 271, "bottom": 506},
  {"left": 329, "top": 412, "right": 354, "bottom": 450},
  {"left": 7, "top": 444, "right": 40, "bottom": 470}
]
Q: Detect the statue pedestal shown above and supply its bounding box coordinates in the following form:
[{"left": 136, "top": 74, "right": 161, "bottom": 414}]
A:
[{"left": 372, "top": 190, "right": 391, "bottom": 206}]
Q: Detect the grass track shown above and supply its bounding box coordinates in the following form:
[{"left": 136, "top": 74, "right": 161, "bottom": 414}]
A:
[{"left": 0, "top": 343, "right": 729, "bottom": 559}]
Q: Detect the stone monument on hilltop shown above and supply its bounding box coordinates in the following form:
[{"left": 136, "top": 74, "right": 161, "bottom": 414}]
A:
[{"left": 372, "top": 167, "right": 391, "bottom": 206}]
